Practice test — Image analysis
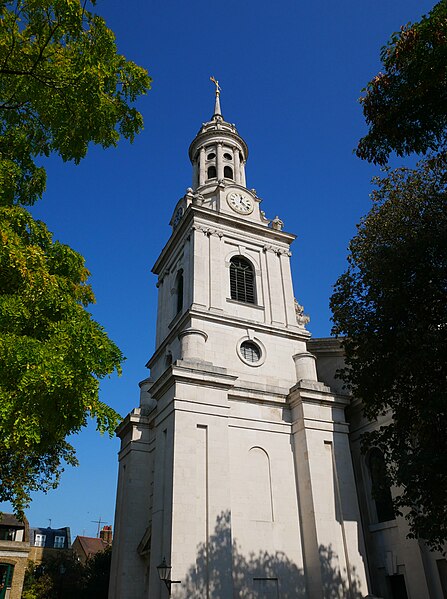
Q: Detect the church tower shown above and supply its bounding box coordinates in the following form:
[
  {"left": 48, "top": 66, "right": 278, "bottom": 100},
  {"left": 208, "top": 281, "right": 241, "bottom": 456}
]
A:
[{"left": 109, "top": 82, "right": 370, "bottom": 599}]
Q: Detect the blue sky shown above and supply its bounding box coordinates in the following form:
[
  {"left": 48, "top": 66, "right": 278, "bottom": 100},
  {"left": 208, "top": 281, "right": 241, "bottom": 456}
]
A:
[{"left": 1, "top": 0, "right": 434, "bottom": 539}]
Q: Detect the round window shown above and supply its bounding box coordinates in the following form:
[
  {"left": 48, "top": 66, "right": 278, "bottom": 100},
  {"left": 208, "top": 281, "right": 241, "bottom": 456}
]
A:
[
  {"left": 223, "top": 152, "right": 233, "bottom": 160},
  {"left": 240, "top": 341, "right": 261, "bottom": 363},
  {"left": 207, "top": 152, "right": 216, "bottom": 160}
]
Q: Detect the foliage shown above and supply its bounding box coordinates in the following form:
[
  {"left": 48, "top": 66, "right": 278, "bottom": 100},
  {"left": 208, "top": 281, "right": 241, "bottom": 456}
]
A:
[
  {"left": 0, "top": 0, "right": 151, "bottom": 206},
  {"left": 22, "top": 547, "right": 112, "bottom": 598},
  {"left": 0, "top": 0, "right": 149, "bottom": 514},
  {"left": 0, "top": 206, "right": 123, "bottom": 515},
  {"left": 22, "top": 553, "right": 84, "bottom": 599},
  {"left": 82, "top": 546, "right": 112, "bottom": 599},
  {"left": 330, "top": 159, "right": 447, "bottom": 550},
  {"left": 356, "top": 1, "right": 447, "bottom": 165}
]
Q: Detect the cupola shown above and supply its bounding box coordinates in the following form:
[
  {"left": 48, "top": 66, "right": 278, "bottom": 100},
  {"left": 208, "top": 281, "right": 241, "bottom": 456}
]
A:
[{"left": 188, "top": 77, "right": 249, "bottom": 191}]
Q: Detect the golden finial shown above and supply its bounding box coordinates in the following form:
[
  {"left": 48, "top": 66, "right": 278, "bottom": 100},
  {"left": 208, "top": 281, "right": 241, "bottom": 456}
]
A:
[{"left": 210, "top": 76, "right": 221, "bottom": 95}]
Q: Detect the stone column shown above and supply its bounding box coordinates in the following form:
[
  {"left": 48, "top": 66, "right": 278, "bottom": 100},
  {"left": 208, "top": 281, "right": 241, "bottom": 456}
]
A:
[
  {"left": 265, "top": 249, "right": 284, "bottom": 325},
  {"left": 199, "top": 147, "right": 206, "bottom": 186},
  {"left": 216, "top": 142, "right": 224, "bottom": 180},
  {"left": 279, "top": 251, "right": 298, "bottom": 327},
  {"left": 192, "top": 227, "right": 209, "bottom": 309},
  {"left": 155, "top": 278, "right": 163, "bottom": 347},
  {"left": 241, "top": 160, "right": 247, "bottom": 187},
  {"left": 192, "top": 159, "right": 199, "bottom": 189},
  {"left": 233, "top": 147, "right": 241, "bottom": 184},
  {"left": 209, "top": 231, "right": 223, "bottom": 311}
]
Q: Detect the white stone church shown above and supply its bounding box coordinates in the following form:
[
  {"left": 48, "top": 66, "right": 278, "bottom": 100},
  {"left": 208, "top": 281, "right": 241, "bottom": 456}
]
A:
[{"left": 108, "top": 86, "right": 446, "bottom": 599}]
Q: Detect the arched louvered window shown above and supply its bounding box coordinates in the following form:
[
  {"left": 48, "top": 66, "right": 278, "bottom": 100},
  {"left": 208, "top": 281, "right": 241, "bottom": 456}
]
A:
[
  {"left": 230, "top": 256, "right": 255, "bottom": 304},
  {"left": 207, "top": 165, "right": 216, "bottom": 179},
  {"left": 176, "top": 270, "right": 183, "bottom": 314},
  {"left": 224, "top": 166, "right": 233, "bottom": 179},
  {"left": 367, "top": 448, "right": 395, "bottom": 523}
]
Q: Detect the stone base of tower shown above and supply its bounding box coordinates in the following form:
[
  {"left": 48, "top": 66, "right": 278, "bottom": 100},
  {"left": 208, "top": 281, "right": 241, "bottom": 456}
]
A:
[{"left": 109, "top": 357, "right": 370, "bottom": 599}]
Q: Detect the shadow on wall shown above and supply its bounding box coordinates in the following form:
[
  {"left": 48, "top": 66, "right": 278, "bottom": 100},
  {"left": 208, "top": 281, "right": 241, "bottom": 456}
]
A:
[{"left": 175, "top": 512, "right": 365, "bottom": 599}]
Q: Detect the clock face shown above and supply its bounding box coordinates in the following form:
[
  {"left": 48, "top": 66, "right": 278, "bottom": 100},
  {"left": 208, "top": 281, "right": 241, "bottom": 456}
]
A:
[
  {"left": 226, "top": 191, "right": 254, "bottom": 215},
  {"left": 172, "top": 206, "right": 184, "bottom": 228}
]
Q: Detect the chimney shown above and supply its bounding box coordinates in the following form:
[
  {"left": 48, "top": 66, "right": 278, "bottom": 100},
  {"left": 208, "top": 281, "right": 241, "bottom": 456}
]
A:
[{"left": 99, "top": 525, "right": 112, "bottom": 545}]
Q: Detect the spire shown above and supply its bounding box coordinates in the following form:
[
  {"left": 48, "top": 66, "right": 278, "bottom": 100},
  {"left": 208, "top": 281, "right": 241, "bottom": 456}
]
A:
[{"left": 210, "top": 76, "right": 222, "bottom": 118}]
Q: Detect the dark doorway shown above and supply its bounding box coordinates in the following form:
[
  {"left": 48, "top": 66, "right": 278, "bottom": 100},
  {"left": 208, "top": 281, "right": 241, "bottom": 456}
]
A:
[{"left": 387, "top": 574, "right": 408, "bottom": 599}]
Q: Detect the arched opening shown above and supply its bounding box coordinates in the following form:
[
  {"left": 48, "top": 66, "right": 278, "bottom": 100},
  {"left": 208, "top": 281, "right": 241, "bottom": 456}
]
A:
[
  {"left": 175, "top": 270, "right": 183, "bottom": 314},
  {"left": 367, "top": 448, "right": 395, "bottom": 522},
  {"left": 207, "top": 165, "right": 216, "bottom": 179},
  {"left": 229, "top": 256, "right": 255, "bottom": 304},
  {"left": 224, "top": 165, "right": 233, "bottom": 179}
]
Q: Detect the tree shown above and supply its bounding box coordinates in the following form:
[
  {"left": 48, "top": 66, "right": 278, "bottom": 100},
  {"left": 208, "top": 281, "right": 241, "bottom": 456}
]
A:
[
  {"left": 22, "top": 553, "right": 84, "bottom": 599},
  {"left": 330, "top": 159, "right": 447, "bottom": 551},
  {"left": 0, "top": 1, "right": 150, "bottom": 514},
  {"left": 22, "top": 547, "right": 112, "bottom": 598},
  {"left": 0, "top": 206, "right": 124, "bottom": 514},
  {"left": 82, "top": 546, "right": 112, "bottom": 599},
  {"left": 356, "top": 1, "right": 447, "bottom": 165},
  {"left": 332, "top": 0, "right": 447, "bottom": 551},
  {"left": 0, "top": 0, "right": 151, "bottom": 206}
]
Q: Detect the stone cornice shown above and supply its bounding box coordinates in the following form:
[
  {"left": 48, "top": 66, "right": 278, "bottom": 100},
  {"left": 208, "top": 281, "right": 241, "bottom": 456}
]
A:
[
  {"left": 188, "top": 127, "right": 249, "bottom": 161},
  {"left": 307, "top": 336, "right": 345, "bottom": 356},
  {"left": 288, "top": 380, "right": 351, "bottom": 409},
  {"left": 152, "top": 204, "right": 296, "bottom": 275},
  {"left": 115, "top": 408, "right": 151, "bottom": 440},
  {"left": 146, "top": 307, "right": 309, "bottom": 370},
  {"left": 149, "top": 361, "right": 238, "bottom": 400}
]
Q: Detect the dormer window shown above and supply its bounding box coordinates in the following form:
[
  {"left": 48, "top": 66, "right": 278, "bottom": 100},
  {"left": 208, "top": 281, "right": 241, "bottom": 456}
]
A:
[
  {"left": 207, "top": 166, "right": 217, "bottom": 179},
  {"left": 54, "top": 535, "right": 65, "bottom": 548},
  {"left": 224, "top": 166, "right": 233, "bottom": 179},
  {"left": 230, "top": 256, "right": 255, "bottom": 304}
]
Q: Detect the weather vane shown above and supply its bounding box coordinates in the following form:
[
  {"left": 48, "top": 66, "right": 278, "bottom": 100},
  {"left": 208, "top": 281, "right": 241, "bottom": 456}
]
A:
[{"left": 210, "top": 76, "right": 221, "bottom": 95}]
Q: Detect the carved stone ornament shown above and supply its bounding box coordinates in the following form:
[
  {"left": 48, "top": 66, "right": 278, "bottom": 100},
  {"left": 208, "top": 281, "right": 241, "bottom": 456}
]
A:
[
  {"left": 192, "top": 193, "right": 204, "bottom": 206},
  {"left": 263, "top": 244, "right": 292, "bottom": 256},
  {"left": 271, "top": 215, "right": 284, "bottom": 231},
  {"left": 294, "top": 299, "right": 310, "bottom": 327},
  {"left": 260, "top": 210, "right": 270, "bottom": 224},
  {"left": 192, "top": 224, "right": 223, "bottom": 238}
]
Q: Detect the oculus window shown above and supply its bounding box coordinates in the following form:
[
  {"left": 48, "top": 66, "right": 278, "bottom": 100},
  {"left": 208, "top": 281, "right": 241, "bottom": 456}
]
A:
[{"left": 240, "top": 341, "right": 261, "bottom": 363}]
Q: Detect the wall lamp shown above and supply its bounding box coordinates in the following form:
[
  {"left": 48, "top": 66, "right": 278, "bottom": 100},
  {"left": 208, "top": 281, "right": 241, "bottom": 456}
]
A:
[{"left": 157, "top": 557, "right": 181, "bottom": 596}]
